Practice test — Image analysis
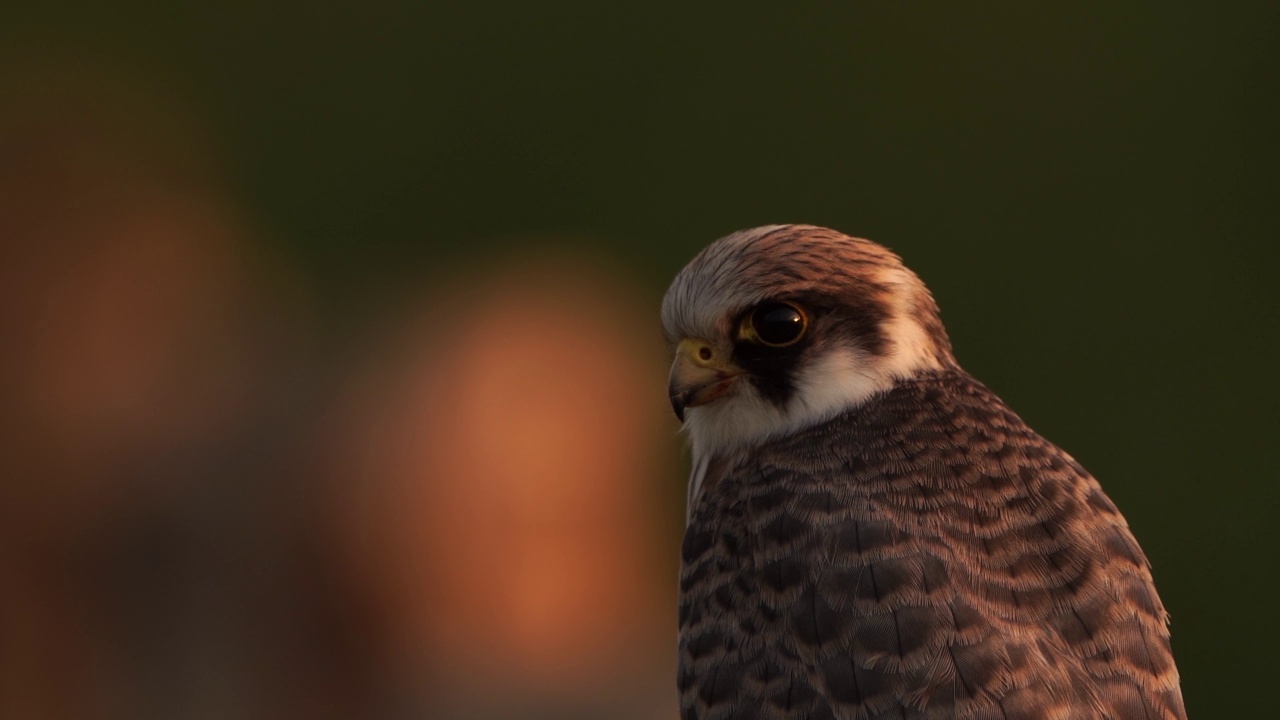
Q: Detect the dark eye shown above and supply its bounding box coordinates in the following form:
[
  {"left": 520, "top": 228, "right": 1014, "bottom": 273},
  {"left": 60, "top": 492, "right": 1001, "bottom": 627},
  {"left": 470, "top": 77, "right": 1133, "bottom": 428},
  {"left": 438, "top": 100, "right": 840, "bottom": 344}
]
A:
[{"left": 747, "top": 302, "right": 808, "bottom": 347}]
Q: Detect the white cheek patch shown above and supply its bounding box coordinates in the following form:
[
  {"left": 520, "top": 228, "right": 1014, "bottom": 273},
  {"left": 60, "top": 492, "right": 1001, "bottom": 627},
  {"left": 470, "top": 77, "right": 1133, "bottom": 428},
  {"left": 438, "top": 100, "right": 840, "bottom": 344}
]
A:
[
  {"left": 682, "top": 333, "right": 942, "bottom": 521},
  {"left": 686, "top": 341, "right": 938, "bottom": 458},
  {"left": 791, "top": 345, "right": 886, "bottom": 421}
]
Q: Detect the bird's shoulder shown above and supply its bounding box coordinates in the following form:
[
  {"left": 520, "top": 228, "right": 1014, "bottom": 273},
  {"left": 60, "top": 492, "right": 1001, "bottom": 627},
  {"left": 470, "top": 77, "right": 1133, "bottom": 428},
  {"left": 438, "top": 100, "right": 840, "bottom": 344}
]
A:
[{"left": 678, "top": 369, "right": 1184, "bottom": 719}]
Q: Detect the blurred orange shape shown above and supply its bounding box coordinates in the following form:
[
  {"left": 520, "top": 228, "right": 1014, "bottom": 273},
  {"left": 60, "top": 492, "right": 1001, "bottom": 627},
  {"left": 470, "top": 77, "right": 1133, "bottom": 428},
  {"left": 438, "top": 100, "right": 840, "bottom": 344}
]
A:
[{"left": 329, "top": 256, "right": 674, "bottom": 702}]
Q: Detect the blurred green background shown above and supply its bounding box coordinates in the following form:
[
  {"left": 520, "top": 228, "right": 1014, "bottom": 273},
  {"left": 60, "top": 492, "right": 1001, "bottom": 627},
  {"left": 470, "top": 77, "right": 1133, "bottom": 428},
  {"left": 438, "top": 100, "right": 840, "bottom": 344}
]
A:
[{"left": 2, "top": 3, "right": 1277, "bottom": 718}]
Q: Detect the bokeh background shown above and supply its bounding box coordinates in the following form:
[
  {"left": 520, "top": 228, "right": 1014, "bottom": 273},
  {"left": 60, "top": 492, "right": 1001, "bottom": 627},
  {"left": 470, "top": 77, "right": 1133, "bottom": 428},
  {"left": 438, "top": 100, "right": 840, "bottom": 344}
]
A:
[{"left": 2, "top": 3, "right": 1277, "bottom": 718}]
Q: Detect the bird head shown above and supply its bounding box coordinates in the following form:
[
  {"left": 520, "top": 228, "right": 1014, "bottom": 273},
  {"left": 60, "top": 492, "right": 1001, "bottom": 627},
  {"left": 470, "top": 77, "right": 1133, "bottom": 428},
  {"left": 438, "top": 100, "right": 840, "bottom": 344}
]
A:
[{"left": 662, "top": 224, "right": 955, "bottom": 458}]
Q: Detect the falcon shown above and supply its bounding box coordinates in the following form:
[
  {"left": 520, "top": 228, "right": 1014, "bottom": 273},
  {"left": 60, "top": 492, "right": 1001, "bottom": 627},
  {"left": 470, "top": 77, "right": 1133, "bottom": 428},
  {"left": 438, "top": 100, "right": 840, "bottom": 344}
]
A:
[{"left": 663, "top": 225, "right": 1185, "bottom": 719}]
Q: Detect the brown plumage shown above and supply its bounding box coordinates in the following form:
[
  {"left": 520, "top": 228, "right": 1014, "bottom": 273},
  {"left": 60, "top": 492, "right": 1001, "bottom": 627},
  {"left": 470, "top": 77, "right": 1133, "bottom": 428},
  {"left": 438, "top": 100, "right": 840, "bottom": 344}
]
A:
[{"left": 663, "top": 225, "right": 1185, "bottom": 719}]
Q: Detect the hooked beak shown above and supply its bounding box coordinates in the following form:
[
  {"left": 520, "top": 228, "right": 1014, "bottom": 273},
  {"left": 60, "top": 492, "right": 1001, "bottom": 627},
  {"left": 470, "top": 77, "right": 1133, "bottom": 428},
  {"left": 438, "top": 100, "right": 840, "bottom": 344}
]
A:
[{"left": 668, "top": 338, "right": 741, "bottom": 422}]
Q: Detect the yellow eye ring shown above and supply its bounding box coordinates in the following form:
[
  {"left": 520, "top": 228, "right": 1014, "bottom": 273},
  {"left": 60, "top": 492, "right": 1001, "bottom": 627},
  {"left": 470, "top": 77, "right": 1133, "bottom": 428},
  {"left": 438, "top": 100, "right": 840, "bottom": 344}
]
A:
[{"left": 741, "top": 301, "right": 808, "bottom": 347}]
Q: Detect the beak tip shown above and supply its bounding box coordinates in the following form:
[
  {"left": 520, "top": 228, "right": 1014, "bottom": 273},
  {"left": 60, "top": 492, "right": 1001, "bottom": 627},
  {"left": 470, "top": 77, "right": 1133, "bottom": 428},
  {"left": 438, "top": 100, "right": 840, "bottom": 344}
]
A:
[{"left": 670, "top": 394, "right": 686, "bottom": 423}]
